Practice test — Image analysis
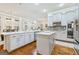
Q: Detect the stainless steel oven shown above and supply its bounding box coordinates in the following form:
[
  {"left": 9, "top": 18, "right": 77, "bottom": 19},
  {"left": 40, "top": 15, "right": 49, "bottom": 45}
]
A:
[{"left": 67, "top": 22, "right": 74, "bottom": 39}]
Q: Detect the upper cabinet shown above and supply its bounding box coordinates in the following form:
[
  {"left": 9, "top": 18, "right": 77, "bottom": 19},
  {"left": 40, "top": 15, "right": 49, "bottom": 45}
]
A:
[
  {"left": 48, "top": 6, "right": 79, "bottom": 26},
  {"left": 21, "top": 18, "right": 28, "bottom": 31},
  {"left": 0, "top": 13, "right": 39, "bottom": 32},
  {"left": 53, "top": 13, "right": 62, "bottom": 22},
  {"left": 48, "top": 13, "right": 62, "bottom": 26},
  {"left": 48, "top": 16, "right": 53, "bottom": 26},
  {"left": 62, "top": 9, "right": 77, "bottom": 25},
  {"left": 13, "top": 18, "right": 21, "bottom": 31},
  {"left": 0, "top": 14, "right": 22, "bottom": 32},
  {"left": 5, "top": 16, "right": 12, "bottom": 27}
]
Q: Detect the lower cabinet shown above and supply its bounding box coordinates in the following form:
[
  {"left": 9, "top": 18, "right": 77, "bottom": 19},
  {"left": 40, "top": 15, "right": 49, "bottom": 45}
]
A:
[
  {"left": 18, "top": 34, "right": 25, "bottom": 47},
  {"left": 29, "top": 32, "right": 34, "bottom": 43},
  {"left": 25, "top": 32, "right": 30, "bottom": 44},
  {"left": 25, "top": 32, "right": 34, "bottom": 44},
  {"left": 5, "top": 32, "right": 35, "bottom": 52},
  {"left": 5, "top": 35, "right": 19, "bottom": 52},
  {"left": 36, "top": 35, "right": 55, "bottom": 55},
  {"left": 10, "top": 36, "right": 18, "bottom": 51}
]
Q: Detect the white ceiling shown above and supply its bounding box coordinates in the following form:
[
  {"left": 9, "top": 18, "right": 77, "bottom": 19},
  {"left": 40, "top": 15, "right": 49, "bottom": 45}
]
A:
[{"left": 0, "top": 3, "right": 78, "bottom": 19}]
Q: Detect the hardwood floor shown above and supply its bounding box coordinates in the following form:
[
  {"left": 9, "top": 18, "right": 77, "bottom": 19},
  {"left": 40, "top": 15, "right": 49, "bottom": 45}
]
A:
[
  {"left": 52, "top": 44, "right": 76, "bottom": 55},
  {"left": 0, "top": 45, "right": 4, "bottom": 52},
  {"left": 0, "top": 42, "right": 76, "bottom": 55}
]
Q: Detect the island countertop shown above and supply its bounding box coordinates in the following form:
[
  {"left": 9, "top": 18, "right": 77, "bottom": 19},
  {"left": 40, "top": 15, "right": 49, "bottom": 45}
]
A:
[
  {"left": 1, "top": 30, "right": 41, "bottom": 35},
  {"left": 36, "top": 31, "right": 55, "bottom": 36}
]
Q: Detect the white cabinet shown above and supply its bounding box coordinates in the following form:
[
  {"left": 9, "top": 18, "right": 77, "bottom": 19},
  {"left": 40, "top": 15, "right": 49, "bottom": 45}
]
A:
[
  {"left": 21, "top": 19, "right": 28, "bottom": 31},
  {"left": 48, "top": 13, "right": 62, "bottom": 26},
  {"left": 48, "top": 7, "right": 79, "bottom": 26},
  {"left": 5, "top": 35, "right": 19, "bottom": 52},
  {"left": 53, "top": 13, "right": 62, "bottom": 22},
  {"left": 29, "top": 32, "right": 34, "bottom": 42},
  {"left": 49, "top": 37, "right": 54, "bottom": 52},
  {"left": 13, "top": 18, "right": 20, "bottom": 31},
  {"left": 61, "top": 13, "right": 67, "bottom": 25},
  {"left": 55, "top": 31, "right": 67, "bottom": 40},
  {"left": 25, "top": 32, "right": 34, "bottom": 44},
  {"left": 0, "top": 15, "right": 22, "bottom": 32},
  {"left": 36, "top": 32, "right": 55, "bottom": 55},
  {"left": 48, "top": 16, "right": 53, "bottom": 26},
  {"left": 65, "top": 10, "right": 76, "bottom": 22},
  {"left": 37, "top": 35, "right": 54, "bottom": 55},
  {"left": 62, "top": 9, "right": 78, "bottom": 25},
  {"left": 24, "top": 33, "right": 30, "bottom": 44},
  {"left": 5, "top": 34, "right": 24, "bottom": 52},
  {"left": 4, "top": 32, "right": 35, "bottom": 52},
  {"left": 10, "top": 35, "right": 18, "bottom": 51},
  {"left": 18, "top": 34, "right": 25, "bottom": 47}
]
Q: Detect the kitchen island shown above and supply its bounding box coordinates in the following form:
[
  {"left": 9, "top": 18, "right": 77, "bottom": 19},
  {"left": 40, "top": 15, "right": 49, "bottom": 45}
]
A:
[
  {"left": 1, "top": 31, "right": 38, "bottom": 52},
  {"left": 36, "top": 31, "right": 55, "bottom": 55}
]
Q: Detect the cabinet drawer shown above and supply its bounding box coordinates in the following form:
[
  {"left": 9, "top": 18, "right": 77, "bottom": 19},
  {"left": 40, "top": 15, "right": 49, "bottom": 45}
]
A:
[{"left": 10, "top": 35, "right": 18, "bottom": 39}]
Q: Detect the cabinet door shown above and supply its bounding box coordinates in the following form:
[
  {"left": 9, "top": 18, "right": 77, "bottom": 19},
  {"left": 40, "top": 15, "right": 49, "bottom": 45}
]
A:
[
  {"left": 48, "top": 16, "right": 53, "bottom": 26},
  {"left": 5, "top": 17, "right": 13, "bottom": 29},
  {"left": 9, "top": 35, "right": 18, "bottom": 51},
  {"left": 5, "top": 36, "right": 10, "bottom": 51},
  {"left": 18, "top": 34, "right": 25, "bottom": 47},
  {"left": 49, "top": 36, "right": 54, "bottom": 53},
  {"left": 25, "top": 33, "right": 30, "bottom": 44},
  {"left": 29, "top": 32, "right": 34, "bottom": 43},
  {"left": 17, "top": 35, "right": 21, "bottom": 47}
]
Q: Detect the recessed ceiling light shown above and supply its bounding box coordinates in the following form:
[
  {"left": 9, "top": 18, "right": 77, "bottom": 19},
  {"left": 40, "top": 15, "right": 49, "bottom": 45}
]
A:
[
  {"left": 59, "top": 3, "right": 64, "bottom": 7},
  {"left": 34, "top": 3, "right": 39, "bottom": 6},
  {"left": 43, "top": 9, "right": 47, "bottom": 13}
]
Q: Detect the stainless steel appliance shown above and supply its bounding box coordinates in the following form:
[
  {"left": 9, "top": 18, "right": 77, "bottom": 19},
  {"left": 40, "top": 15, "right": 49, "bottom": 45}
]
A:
[{"left": 67, "top": 21, "right": 74, "bottom": 38}]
